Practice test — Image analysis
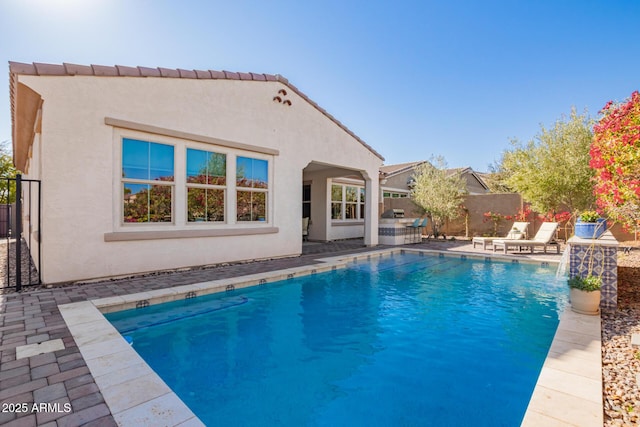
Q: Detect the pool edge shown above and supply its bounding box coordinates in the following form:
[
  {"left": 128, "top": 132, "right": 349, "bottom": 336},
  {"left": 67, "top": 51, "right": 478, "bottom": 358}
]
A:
[
  {"left": 58, "top": 301, "right": 205, "bottom": 427},
  {"left": 59, "top": 248, "right": 594, "bottom": 427},
  {"left": 520, "top": 308, "right": 603, "bottom": 427}
]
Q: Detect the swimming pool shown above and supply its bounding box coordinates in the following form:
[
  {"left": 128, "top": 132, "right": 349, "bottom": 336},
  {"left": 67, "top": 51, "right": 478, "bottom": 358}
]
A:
[{"left": 106, "top": 252, "right": 567, "bottom": 426}]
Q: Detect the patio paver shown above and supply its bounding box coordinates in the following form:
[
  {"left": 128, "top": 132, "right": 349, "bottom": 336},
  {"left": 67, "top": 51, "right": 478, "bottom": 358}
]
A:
[{"left": 1, "top": 239, "right": 585, "bottom": 426}]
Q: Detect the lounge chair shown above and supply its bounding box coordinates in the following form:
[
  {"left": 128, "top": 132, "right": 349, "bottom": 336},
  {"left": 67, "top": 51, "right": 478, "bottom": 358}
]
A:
[
  {"left": 493, "top": 222, "right": 560, "bottom": 254},
  {"left": 472, "top": 221, "right": 529, "bottom": 250}
]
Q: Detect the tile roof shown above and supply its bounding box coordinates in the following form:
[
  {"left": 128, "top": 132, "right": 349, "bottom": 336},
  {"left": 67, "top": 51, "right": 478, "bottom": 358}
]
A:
[
  {"left": 380, "top": 161, "right": 426, "bottom": 176},
  {"left": 381, "top": 162, "right": 482, "bottom": 179},
  {"left": 380, "top": 162, "right": 489, "bottom": 191},
  {"left": 9, "top": 61, "right": 384, "bottom": 161}
]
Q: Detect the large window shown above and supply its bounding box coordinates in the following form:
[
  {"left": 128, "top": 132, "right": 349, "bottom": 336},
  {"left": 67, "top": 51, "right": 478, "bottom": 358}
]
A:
[
  {"left": 236, "top": 156, "right": 268, "bottom": 222},
  {"left": 345, "top": 186, "right": 359, "bottom": 219},
  {"left": 119, "top": 136, "right": 272, "bottom": 228},
  {"left": 331, "top": 183, "right": 365, "bottom": 221},
  {"left": 186, "top": 149, "right": 226, "bottom": 222},
  {"left": 122, "top": 139, "right": 174, "bottom": 223},
  {"left": 331, "top": 184, "right": 343, "bottom": 220}
]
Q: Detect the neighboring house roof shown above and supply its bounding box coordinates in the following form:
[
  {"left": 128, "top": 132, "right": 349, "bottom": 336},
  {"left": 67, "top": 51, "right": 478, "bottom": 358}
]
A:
[
  {"left": 449, "top": 167, "right": 490, "bottom": 192},
  {"left": 380, "top": 161, "right": 427, "bottom": 177},
  {"left": 9, "top": 61, "right": 384, "bottom": 170},
  {"left": 474, "top": 171, "right": 495, "bottom": 186},
  {"left": 445, "top": 167, "right": 473, "bottom": 177},
  {"left": 381, "top": 161, "right": 490, "bottom": 193}
]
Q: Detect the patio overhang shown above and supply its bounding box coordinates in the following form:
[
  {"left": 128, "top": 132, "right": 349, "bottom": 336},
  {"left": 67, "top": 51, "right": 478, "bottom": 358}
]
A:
[
  {"left": 303, "top": 161, "right": 379, "bottom": 246},
  {"left": 303, "top": 161, "right": 365, "bottom": 180}
]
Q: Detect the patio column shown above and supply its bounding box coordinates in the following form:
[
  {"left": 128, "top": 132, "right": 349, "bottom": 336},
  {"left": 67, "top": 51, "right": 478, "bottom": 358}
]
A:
[{"left": 364, "top": 176, "right": 378, "bottom": 246}]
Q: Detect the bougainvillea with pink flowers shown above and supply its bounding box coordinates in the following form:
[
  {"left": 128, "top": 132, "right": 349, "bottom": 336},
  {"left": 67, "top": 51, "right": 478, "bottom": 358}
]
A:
[
  {"left": 537, "top": 210, "right": 572, "bottom": 223},
  {"left": 590, "top": 91, "right": 640, "bottom": 231}
]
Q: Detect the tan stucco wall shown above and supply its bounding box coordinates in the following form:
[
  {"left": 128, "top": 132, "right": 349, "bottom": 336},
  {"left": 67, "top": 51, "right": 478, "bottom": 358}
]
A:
[
  {"left": 384, "top": 170, "right": 413, "bottom": 190},
  {"left": 383, "top": 193, "right": 523, "bottom": 237},
  {"left": 451, "top": 193, "right": 523, "bottom": 236},
  {"left": 18, "top": 75, "right": 381, "bottom": 283},
  {"left": 383, "top": 198, "right": 423, "bottom": 218},
  {"left": 463, "top": 174, "right": 489, "bottom": 195}
]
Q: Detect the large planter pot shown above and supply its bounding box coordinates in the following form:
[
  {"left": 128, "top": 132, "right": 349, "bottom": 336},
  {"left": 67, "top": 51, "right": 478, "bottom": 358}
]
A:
[
  {"left": 570, "top": 288, "right": 601, "bottom": 315},
  {"left": 574, "top": 218, "right": 607, "bottom": 239}
]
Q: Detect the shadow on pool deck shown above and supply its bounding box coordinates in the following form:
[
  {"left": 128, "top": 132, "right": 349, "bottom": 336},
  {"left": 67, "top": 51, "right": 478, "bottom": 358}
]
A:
[{"left": 0, "top": 238, "right": 566, "bottom": 426}]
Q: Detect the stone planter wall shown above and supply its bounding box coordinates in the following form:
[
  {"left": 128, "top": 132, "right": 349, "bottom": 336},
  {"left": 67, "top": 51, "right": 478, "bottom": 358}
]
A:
[{"left": 568, "top": 232, "right": 619, "bottom": 312}]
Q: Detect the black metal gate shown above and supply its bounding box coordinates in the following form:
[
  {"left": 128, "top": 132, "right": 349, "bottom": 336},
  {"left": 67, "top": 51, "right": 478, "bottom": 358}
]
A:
[{"left": 2, "top": 174, "right": 41, "bottom": 290}]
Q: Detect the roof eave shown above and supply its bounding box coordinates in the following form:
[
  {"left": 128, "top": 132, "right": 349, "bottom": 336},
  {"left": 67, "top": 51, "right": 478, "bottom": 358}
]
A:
[
  {"left": 8, "top": 61, "right": 385, "bottom": 162},
  {"left": 9, "top": 68, "right": 43, "bottom": 172}
]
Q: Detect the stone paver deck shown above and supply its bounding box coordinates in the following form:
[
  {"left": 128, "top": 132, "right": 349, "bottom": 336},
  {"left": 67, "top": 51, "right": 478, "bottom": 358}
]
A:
[
  {"left": 0, "top": 239, "right": 595, "bottom": 426},
  {"left": 522, "top": 309, "right": 603, "bottom": 426}
]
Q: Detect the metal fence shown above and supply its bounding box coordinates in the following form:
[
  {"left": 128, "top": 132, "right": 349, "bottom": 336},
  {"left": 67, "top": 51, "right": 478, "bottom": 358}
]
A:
[{"left": 2, "top": 175, "right": 41, "bottom": 290}]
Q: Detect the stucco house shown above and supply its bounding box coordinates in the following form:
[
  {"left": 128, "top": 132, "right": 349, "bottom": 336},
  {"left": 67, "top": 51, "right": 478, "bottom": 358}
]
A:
[
  {"left": 9, "top": 61, "right": 383, "bottom": 284},
  {"left": 380, "top": 160, "right": 490, "bottom": 199}
]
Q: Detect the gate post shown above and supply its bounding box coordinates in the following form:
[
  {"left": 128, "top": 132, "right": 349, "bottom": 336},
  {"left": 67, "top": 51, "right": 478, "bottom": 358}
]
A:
[{"left": 15, "top": 174, "right": 21, "bottom": 291}]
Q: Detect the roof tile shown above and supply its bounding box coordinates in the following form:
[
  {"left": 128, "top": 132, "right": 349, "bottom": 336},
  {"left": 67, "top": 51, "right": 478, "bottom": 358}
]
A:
[
  {"left": 286, "top": 82, "right": 301, "bottom": 94},
  {"left": 195, "top": 70, "right": 212, "bottom": 79},
  {"left": 250, "top": 73, "right": 267, "bottom": 81},
  {"left": 34, "top": 63, "right": 66, "bottom": 75},
  {"left": 177, "top": 69, "right": 197, "bottom": 79},
  {"left": 116, "top": 65, "right": 141, "bottom": 77},
  {"left": 158, "top": 67, "right": 180, "bottom": 78},
  {"left": 380, "top": 161, "right": 426, "bottom": 176},
  {"left": 91, "top": 65, "right": 118, "bottom": 76},
  {"left": 9, "top": 62, "right": 37, "bottom": 75},
  {"left": 209, "top": 70, "right": 226, "bottom": 79},
  {"left": 223, "top": 71, "right": 240, "bottom": 80},
  {"left": 275, "top": 74, "right": 288, "bottom": 84},
  {"left": 9, "top": 61, "right": 385, "bottom": 161},
  {"left": 138, "top": 66, "right": 161, "bottom": 77},
  {"left": 63, "top": 63, "right": 93, "bottom": 75}
]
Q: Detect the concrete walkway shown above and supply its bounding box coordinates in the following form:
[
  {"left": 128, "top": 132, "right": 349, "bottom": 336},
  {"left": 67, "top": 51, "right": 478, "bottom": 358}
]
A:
[{"left": 0, "top": 239, "right": 569, "bottom": 426}]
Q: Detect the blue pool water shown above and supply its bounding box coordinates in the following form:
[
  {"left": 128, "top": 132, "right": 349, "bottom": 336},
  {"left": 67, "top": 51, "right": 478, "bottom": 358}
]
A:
[{"left": 106, "top": 253, "right": 568, "bottom": 426}]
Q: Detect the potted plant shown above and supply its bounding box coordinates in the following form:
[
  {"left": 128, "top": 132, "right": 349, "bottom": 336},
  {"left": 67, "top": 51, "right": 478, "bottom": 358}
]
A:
[
  {"left": 567, "top": 274, "right": 602, "bottom": 315},
  {"left": 574, "top": 210, "right": 607, "bottom": 239}
]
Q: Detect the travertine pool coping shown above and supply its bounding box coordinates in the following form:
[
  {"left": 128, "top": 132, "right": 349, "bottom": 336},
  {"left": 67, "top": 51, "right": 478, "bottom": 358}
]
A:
[
  {"left": 57, "top": 248, "right": 602, "bottom": 427},
  {"left": 521, "top": 309, "right": 603, "bottom": 426}
]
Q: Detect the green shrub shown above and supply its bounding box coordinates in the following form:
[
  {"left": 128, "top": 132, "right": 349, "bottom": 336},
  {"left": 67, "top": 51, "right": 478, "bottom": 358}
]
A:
[
  {"left": 579, "top": 211, "right": 600, "bottom": 222},
  {"left": 568, "top": 274, "right": 602, "bottom": 292}
]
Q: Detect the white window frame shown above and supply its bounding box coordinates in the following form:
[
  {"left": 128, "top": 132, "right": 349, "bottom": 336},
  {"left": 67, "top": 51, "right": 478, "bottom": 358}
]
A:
[
  {"left": 236, "top": 156, "right": 269, "bottom": 223},
  {"left": 121, "top": 138, "right": 176, "bottom": 225},
  {"left": 111, "top": 128, "right": 274, "bottom": 237},
  {"left": 185, "top": 147, "right": 227, "bottom": 223},
  {"left": 330, "top": 181, "right": 366, "bottom": 222}
]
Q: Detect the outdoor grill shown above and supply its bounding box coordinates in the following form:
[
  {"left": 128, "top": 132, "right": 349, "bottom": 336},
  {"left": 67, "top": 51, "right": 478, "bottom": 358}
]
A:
[{"left": 381, "top": 208, "right": 405, "bottom": 218}]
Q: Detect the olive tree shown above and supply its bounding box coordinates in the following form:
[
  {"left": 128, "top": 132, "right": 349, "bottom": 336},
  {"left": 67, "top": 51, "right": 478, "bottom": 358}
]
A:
[
  {"left": 410, "top": 156, "right": 467, "bottom": 237},
  {"left": 497, "top": 108, "right": 595, "bottom": 214}
]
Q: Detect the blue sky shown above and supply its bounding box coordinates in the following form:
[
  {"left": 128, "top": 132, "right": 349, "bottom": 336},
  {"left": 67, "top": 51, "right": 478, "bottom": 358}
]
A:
[{"left": 1, "top": 0, "right": 639, "bottom": 171}]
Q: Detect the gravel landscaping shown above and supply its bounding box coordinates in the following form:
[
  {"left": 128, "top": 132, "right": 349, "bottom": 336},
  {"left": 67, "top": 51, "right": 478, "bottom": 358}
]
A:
[{"left": 603, "top": 243, "right": 640, "bottom": 426}]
